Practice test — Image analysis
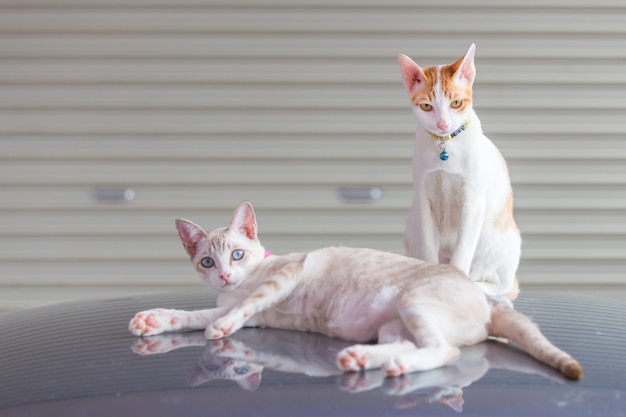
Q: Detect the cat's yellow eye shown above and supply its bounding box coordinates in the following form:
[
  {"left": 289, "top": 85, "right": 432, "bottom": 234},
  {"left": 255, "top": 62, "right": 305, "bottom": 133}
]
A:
[
  {"left": 200, "top": 257, "right": 215, "bottom": 268},
  {"left": 451, "top": 99, "right": 463, "bottom": 109},
  {"left": 232, "top": 249, "right": 245, "bottom": 261},
  {"left": 419, "top": 103, "right": 433, "bottom": 111}
]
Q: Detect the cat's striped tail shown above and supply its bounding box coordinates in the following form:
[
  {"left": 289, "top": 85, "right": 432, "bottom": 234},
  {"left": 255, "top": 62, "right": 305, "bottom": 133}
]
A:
[{"left": 487, "top": 299, "right": 583, "bottom": 380}]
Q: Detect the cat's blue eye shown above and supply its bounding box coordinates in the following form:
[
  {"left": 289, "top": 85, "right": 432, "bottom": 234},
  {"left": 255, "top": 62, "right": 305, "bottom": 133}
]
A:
[
  {"left": 205, "top": 364, "right": 220, "bottom": 371},
  {"left": 200, "top": 257, "right": 215, "bottom": 268},
  {"left": 234, "top": 367, "right": 249, "bottom": 375},
  {"left": 232, "top": 250, "right": 244, "bottom": 261}
]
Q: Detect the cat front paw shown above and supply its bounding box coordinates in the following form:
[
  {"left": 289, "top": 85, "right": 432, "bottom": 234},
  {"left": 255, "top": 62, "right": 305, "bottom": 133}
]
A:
[
  {"left": 129, "top": 308, "right": 181, "bottom": 336},
  {"left": 205, "top": 317, "right": 242, "bottom": 340},
  {"left": 382, "top": 357, "right": 410, "bottom": 377},
  {"left": 337, "top": 346, "right": 371, "bottom": 371}
]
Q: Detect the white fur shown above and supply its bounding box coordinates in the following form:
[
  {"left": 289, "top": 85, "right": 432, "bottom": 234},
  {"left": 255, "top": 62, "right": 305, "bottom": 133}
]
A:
[{"left": 399, "top": 44, "right": 521, "bottom": 299}]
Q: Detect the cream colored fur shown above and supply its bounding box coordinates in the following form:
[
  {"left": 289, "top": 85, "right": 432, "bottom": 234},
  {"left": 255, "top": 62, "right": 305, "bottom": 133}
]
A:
[
  {"left": 129, "top": 202, "right": 581, "bottom": 380},
  {"left": 398, "top": 44, "right": 521, "bottom": 301}
]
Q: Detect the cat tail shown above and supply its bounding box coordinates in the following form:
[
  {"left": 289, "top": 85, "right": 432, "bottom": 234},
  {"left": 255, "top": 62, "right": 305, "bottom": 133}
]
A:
[{"left": 486, "top": 298, "right": 583, "bottom": 380}]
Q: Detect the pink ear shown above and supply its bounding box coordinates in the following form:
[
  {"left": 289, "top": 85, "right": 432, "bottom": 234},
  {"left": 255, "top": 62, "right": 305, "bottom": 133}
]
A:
[
  {"left": 229, "top": 201, "right": 258, "bottom": 240},
  {"left": 237, "top": 371, "right": 262, "bottom": 392},
  {"left": 176, "top": 219, "right": 207, "bottom": 258},
  {"left": 452, "top": 43, "right": 476, "bottom": 86},
  {"left": 398, "top": 54, "right": 426, "bottom": 92}
]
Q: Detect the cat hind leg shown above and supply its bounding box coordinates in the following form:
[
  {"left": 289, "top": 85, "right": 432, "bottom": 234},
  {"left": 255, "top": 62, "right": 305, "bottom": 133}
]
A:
[
  {"left": 382, "top": 344, "right": 460, "bottom": 377},
  {"left": 385, "top": 305, "right": 461, "bottom": 376},
  {"left": 337, "top": 341, "right": 417, "bottom": 372},
  {"left": 337, "top": 319, "right": 417, "bottom": 372}
]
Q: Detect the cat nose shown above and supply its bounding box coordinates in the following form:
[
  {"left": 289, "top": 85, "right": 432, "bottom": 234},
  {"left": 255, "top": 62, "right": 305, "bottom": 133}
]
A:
[
  {"left": 219, "top": 272, "right": 231, "bottom": 282},
  {"left": 437, "top": 120, "right": 449, "bottom": 131}
]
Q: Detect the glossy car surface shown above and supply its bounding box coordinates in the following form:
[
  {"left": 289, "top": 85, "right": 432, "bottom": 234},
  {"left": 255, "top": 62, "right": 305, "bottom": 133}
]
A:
[{"left": 0, "top": 291, "right": 624, "bottom": 416}]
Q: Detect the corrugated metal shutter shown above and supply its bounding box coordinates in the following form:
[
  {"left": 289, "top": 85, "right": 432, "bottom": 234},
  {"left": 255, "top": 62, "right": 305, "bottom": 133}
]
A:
[{"left": 1, "top": 0, "right": 625, "bottom": 311}]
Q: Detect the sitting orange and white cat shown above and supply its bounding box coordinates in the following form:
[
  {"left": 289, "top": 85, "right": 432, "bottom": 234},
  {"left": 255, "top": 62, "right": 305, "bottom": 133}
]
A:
[
  {"left": 129, "top": 201, "right": 582, "bottom": 380},
  {"left": 398, "top": 44, "right": 521, "bottom": 301}
]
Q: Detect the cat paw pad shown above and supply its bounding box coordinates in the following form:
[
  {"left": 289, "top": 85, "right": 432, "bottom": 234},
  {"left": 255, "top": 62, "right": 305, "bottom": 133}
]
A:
[
  {"left": 128, "top": 309, "right": 179, "bottom": 336},
  {"left": 205, "top": 317, "right": 242, "bottom": 340},
  {"left": 382, "top": 358, "right": 409, "bottom": 377},
  {"left": 337, "top": 347, "right": 370, "bottom": 371},
  {"left": 205, "top": 323, "right": 232, "bottom": 340}
]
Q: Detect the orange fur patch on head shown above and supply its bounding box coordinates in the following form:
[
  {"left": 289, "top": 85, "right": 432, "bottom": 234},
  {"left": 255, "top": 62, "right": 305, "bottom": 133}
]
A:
[
  {"left": 440, "top": 63, "right": 473, "bottom": 112},
  {"left": 409, "top": 63, "right": 473, "bottom": 112},
  {"left": 410, "top": 66, "right": 437, "bottom": 105}
]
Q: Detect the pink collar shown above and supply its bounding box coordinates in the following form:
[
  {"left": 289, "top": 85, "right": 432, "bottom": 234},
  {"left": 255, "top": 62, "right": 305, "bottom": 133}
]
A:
[{"left": 264, "top": 250, "right": 273, "bottom": 259}]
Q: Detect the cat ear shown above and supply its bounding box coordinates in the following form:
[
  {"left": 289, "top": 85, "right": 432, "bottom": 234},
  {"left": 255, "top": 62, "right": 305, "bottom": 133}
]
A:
[
  {"left": 176, "top": 218, "right": 207, "bottom": 258},
  {"left": 236, "top": 371, "right": 262, "bottom": 392},
  {"left": 452, "top": 43, "right": 476, "bottom": 86},
  {"left": 398, "top": 54, "right": 426, "bottom": 92},
  {"left": 229, "top": 201, "right": 258, "bottom": 240},
  {"left": 185, "top": 364, "right": 211, "bottom": 387}
]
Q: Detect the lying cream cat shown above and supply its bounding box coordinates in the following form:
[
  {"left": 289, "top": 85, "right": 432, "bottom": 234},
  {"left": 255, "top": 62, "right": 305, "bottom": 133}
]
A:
[
  {"left": 399, "top": 44, "right": 521, "bottom": 300},
  {"left": 129, "top": 201, "right": 582, "bottom": 380}
]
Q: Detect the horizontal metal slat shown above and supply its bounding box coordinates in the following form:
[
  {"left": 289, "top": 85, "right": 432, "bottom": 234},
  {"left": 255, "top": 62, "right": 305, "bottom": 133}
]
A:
[
  {"left": 1, "top": 209, "right": 625, "bottom": 236},
  {"left": 0, "top": 185, "right": 412, "bottom": 210},
  {"left": 1, "top": 109, "right": 414, "bottom": 135},
  {"left": 1, "top": 10, "right": 624, "bottom": 35},
  {"left": 2, "top": 0, "right": 626, "bottom": 8},
  {"left": 0, "top": 210, "right": 410, "bottom": 236},
  {"left": 1, "top": 159, "right": 624, "bottom": 186},
  {"left": 1, "top": 60, "right": 625, "bottom": 85},
  {"left": 497, "top": 136, "right": 626, "bottom": 160},
  {"left": 515, "top": 211, "right": 626, "bottom": 234},
  {"left": 1, "top": 36, "right": 625, "bottom": 60},
  {"left": 518, "top": 259, "right": 626, "bottom": 285},
  {"left": 0, "top": 136, "right": 412, "bottom": 160},
  {"left": 1, "top": 184, "right": 624, "bottom": 211},
  {"left": 0, "top": 261, "right": 197, "bottom": 286},
  {"left": 2, "top": 134, "right": 625, "bottom": 161},
  {"left": 513, "top": 185, "right": 626, "bottom": 210},
  {"left": 0, "top": 160, "right": 411, "bottom": 186},
  {"left": 508, "top": 160, "right": 626, "bottom": 185}
]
